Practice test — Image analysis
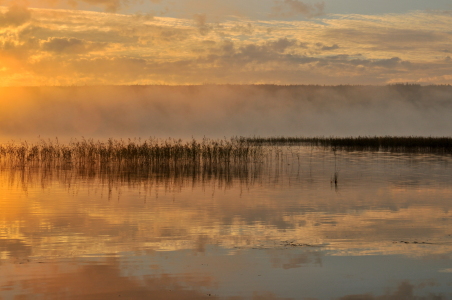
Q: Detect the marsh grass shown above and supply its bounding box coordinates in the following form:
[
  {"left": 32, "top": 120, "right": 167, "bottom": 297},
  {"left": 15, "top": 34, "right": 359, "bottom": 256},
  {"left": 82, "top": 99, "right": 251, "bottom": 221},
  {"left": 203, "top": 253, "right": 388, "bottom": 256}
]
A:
[
  {"left": 0, "top": 137, "right": 263, "bottom": 166},
  {"left": 245, "top": 136, "right": 452, "bottom": 153},
  {"left": 4, "top": 135, "right": 449, "bottom": 192},
  {"left": 3, "top": 136, "right": 450, "bottom": 166}
]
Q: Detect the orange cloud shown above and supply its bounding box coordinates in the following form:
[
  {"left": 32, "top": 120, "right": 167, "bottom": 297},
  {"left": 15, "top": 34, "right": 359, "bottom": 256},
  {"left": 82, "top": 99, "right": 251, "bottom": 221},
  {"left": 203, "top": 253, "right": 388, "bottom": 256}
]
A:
[
  {"left": 42, "top": 37, "right": 107, "bottom": 54},
  {"left": 0, "top": 7, "right": 451, "bottom": 85},
  {"left": 0, "top": 3, "right": 31, "bottom": 27}
]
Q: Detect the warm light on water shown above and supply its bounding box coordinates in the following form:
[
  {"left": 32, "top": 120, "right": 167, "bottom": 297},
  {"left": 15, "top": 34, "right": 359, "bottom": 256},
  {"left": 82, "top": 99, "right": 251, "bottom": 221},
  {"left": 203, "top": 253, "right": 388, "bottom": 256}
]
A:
[{"left": 1, "top": 146, "right": 452, "bottom": 299}]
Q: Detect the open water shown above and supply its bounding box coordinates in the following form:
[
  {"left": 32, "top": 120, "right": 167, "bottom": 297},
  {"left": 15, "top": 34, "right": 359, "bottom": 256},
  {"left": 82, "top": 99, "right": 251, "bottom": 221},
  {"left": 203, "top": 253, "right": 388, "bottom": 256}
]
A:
[{"left": 1, "top": 146, "right": 452, "bottom": 299}]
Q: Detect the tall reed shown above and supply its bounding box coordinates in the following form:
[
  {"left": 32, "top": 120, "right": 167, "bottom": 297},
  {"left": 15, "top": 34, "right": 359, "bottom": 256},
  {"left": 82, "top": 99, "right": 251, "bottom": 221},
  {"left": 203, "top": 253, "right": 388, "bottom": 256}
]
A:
[
  {"left": 0, "top": 137, "right": 270, "bottom": 192},
  {"left": 0, "top": 137, "right": 264, "bottom": 166}
]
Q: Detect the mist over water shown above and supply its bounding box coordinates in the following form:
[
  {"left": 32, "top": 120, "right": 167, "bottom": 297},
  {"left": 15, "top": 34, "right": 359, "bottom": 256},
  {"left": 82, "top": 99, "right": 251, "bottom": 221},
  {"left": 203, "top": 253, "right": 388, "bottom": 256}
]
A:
[{"left": 1, "top": 84, "right": 452, "bottom": 141}]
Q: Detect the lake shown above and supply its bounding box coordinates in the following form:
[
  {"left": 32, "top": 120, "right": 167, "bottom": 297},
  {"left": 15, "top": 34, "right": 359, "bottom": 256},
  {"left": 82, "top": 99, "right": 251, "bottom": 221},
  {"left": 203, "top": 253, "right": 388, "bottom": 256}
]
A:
[{"left": 1, "top": 143, "right": 452, "bottom": 299}]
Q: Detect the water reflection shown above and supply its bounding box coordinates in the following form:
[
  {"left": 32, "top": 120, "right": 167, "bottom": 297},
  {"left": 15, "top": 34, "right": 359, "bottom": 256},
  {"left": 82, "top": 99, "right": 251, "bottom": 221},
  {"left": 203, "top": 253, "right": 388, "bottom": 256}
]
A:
[
  {"left": 338, "top": 281, "right": 444, "bottom": 300},
  {"left": 1, "top": 146, "right": 452, "bottom": 299},
  {"left": 1, "top": 249, "right": 450, "bottom": 299}
]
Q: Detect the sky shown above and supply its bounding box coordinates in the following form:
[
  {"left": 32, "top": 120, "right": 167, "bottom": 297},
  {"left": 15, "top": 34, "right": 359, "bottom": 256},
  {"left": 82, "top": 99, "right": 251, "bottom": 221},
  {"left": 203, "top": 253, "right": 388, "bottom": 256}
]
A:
[{"left": 0, "top": 0, "right": 451, "bottom": 86}]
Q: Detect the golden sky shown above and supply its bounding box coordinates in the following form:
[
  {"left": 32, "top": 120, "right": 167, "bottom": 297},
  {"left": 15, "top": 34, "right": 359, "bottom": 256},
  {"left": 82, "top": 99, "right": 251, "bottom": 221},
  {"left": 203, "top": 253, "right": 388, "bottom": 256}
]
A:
[{"left": 0, "top": 0, "right": 451, "bottom": 85}]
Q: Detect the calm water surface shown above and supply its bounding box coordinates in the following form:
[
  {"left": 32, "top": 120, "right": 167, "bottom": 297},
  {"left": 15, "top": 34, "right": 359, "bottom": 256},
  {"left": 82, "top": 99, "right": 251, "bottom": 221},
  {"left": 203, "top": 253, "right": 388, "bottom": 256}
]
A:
[{"left": 1, "top": 146, "right": 452, "bottom": 299}]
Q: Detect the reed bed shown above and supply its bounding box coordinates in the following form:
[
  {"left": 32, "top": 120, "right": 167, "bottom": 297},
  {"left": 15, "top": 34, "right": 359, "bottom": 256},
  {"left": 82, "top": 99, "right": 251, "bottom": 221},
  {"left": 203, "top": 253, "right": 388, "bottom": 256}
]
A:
[
  {"left": 0, "top": 137, "right": 264, "bottom": 167},
  {"left": 245, "top": 136, "right": 452, "bottom": 153},
  {"left": 0, "top": 138, "right": 270, "bottom": 192}
]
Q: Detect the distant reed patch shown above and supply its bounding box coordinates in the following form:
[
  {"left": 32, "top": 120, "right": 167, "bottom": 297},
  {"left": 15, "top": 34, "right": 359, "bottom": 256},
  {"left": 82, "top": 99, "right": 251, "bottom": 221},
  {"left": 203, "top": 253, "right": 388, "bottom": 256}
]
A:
[{"left": 245, "top": 136, "right": 452, "bottom": 153}]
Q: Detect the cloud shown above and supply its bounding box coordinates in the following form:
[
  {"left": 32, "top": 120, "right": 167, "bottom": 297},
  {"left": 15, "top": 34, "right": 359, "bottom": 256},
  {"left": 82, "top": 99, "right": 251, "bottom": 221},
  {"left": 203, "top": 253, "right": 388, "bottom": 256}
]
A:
[
  {"left": 0, "top": 8, "right": 451, "bottom": 86},
  {"left": 193, "top": 13, "right": 211, "bottom": 35},
  {"left": 0, "top": 4, "right": 31, "bottom": 27},
  {"left": 80, "top": 0, "right": 121, "bottom": 12},
  {"left": 322, "top": 27, "right": 447, "bottom": 52},
  {"left": 200, "top": 39, "right": 410, "bottom": 73},
  {"left": 316, "top": 43, "right": 339, "bottom": 51},
  {"left": 229, "top": 22, "right": 254, "bottom": 35},
  {"left": 317, "top": 55, "right": 411, "bottom": 70},
  {"left": 202, "top": 38, "right": 309, "bottom": 65},
  {"left": 132, "top": 12, "right": 155, "bottom": 21},
  {"left": 267, "top": 38, "right": 299, "bottom": 53},
  {"left": 64, "top": 0, "right": 155, "bottom": 12},
  {"left": 371, "top": 57, "right": 403, "bottom": 68},
  {"left": 270, "top": 0, "right": 325, "bottom": 18},
  {"left": 42, "top": 37, "right": 107, "bottom": 54}
]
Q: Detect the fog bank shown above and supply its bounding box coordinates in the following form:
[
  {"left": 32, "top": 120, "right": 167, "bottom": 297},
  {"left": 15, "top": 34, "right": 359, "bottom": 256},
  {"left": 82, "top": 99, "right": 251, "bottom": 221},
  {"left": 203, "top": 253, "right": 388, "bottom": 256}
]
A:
[{"left": 1, "top": 85, "right": 452, "bottom": 141}]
